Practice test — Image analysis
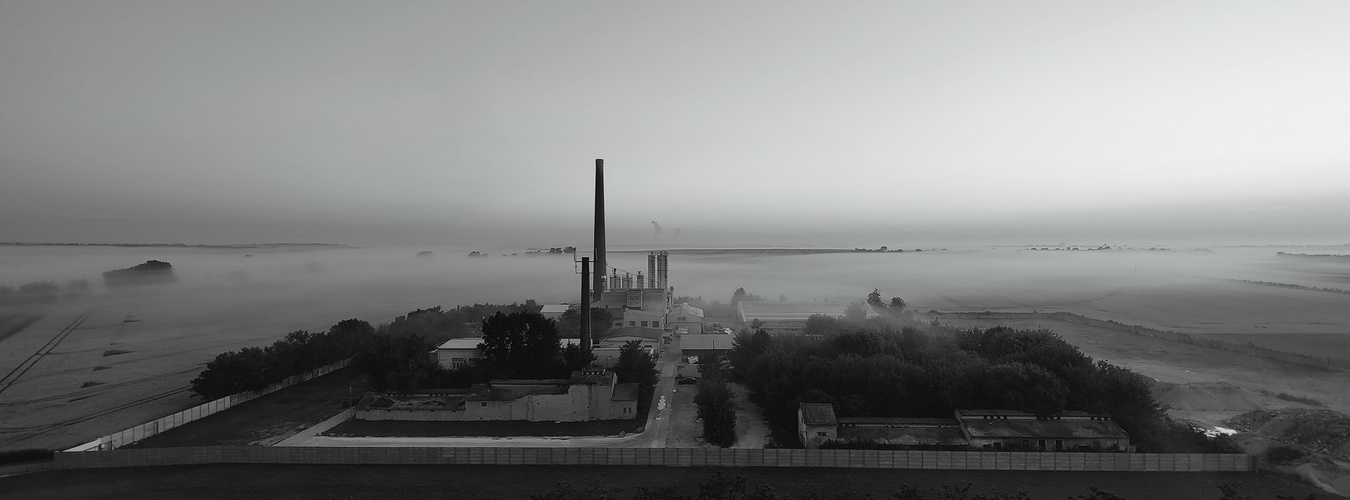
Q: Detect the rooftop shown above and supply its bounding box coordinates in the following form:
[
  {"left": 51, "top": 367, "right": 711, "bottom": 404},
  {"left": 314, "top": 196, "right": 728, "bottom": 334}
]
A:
[
  {"left": 837, "top": 419, "right": 969, "bottom": 447},
  {"left": 799, "top": 403, "right": 837, "bottom": 426},
  {"left": 466, "top": 381, "right": 569, "bottom": 402},
  {"left": 960, "top": 413, "right": 1129, "bottom": 440},
  {"left": 680, "top": 334, "right": 735, "bottom": 351},
  {"left": 610, "top": 383, "right": 639, "bottom": 401}
]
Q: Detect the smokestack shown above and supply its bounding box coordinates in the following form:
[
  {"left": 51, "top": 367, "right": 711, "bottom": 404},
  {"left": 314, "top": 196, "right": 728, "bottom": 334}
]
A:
[
  {"left": 593, "top": 159, "right": 606, "bottom": 301},
  {"left": 581, "top": 257, "right": 591, "bottom": 356},
  {"left": 647, "top": 253, "right": 657, "bottom": 289},
  {"left": 658, "top": 251, "right": 669, "bottom": 289}
]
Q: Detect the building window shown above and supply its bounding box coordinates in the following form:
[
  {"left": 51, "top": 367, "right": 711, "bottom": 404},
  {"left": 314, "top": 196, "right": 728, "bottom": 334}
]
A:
[
  {"left": 641, "top": 321, "right": 648, "bottom": 327},
  {"left": 481, "top": 402, "right": 487, "bottom": 407},
  {"left": 678, "top": 316, "right": 686, "bottom": 321},
  {"left": 629, "top": 321, "right": 636, "bottom": 326},
  {"left": 817, "top": 431, "right": 827, "bottom": 437}
]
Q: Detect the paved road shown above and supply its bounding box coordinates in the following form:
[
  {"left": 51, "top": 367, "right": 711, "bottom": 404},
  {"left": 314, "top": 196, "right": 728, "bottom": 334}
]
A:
[{"left": 283, "top": 335, "right": 685, "bottom": 448}]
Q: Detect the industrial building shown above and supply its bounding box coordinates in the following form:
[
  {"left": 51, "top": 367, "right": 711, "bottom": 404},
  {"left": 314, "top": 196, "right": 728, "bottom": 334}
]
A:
[
  {"left": 355, "top": 369, "right": 639, "bottom": 423},
  {"left": 799, "top": 404, "right": 1130, "bottom": 452}
]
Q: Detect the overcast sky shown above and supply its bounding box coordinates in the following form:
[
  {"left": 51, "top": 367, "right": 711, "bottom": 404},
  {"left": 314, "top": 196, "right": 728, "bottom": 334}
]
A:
[{"left": 2, "top": 1, "right": 1347, "bottom": 247}]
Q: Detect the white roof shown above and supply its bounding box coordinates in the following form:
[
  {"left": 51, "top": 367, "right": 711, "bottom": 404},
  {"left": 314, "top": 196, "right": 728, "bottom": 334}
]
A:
[
  {"left": 673, "top": 302, "right": 705, "bottom": 318},
  {"left": 436, "top": 337, "right": 483, "bottom": 350},
  {"left": 540, "top": 304, "right": 570, "bottom": 313}
]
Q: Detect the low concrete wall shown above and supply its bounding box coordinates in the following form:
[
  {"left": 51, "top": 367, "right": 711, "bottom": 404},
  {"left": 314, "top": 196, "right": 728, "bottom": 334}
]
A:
[
  {"left": 53, "top": 446, "right": 1255, "bottom": 472},
  {"left": 66, "top": 359, "right": 352, "bottom": 452}
]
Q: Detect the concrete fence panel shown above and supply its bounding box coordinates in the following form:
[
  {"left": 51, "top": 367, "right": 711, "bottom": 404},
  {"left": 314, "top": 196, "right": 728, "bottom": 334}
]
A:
[{"left": 53, "top": 446, "right": 1255, "bottom": 473}]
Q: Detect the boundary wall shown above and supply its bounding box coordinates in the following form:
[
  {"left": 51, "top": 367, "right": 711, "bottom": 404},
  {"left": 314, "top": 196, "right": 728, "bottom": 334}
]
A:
[
  {"left": 65, "top": 359, "right": 352, "bottom": 452},
  {"left": 53, "top": 446, "right": 1255, "bottom": 472}
]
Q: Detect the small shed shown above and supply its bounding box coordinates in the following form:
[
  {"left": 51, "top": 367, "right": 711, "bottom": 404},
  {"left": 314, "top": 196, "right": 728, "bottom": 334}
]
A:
[{"left": 798, "top": 403, "right": 838, "bottom": 449}]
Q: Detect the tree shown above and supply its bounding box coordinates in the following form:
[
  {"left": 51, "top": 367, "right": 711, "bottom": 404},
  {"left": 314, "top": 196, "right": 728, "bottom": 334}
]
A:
[
  {"left": 844, "top": 302, "right": 868, "bottom": 323},
  {"left": 614, "top": 340, "right": 659, "bottom": 390},
  {"left": 695, "top": 362, "right": 737, "bottom": 447},
  {"left": 980, "top": 362, "right": 1068, "bottom": 415},
  {"left": 730, "top": 287, "right": 764, "bottom": 306},
  {"left": 479, "top": 311, "right": 565, "bottom": 378},
  {"left": 889, "top": 297, "right": 906, "bottom": 312},
  {"left": 356, "top": 331, "right": 432, "bottom": 392},
  {"left": 190, "top": 347, "right": 270, "bottom": 399},
  {"left": 867, "top": 289, "right": 883, "bottom": 307},
  {"left": 561, "top": 343, "right": 596, "bottom": 371},
  {"left": 728, "top": 329, "right": 771, "bottom": 380},
  {"left": 557, "top": 307, "right": 614, "bottom": 339}
]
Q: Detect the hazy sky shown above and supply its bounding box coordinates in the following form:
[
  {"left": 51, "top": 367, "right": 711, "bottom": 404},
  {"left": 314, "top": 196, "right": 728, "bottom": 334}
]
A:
[{"left": 3, "top": 1, "right": 1347, "bottom": 247}]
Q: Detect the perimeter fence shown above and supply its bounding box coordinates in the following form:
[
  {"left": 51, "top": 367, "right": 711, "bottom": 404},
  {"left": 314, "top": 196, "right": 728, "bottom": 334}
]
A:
[
  {"left": 65, "top": 359, "right": 352, "bottom": 452},
  {"left": 53, "top": 446, "right": 1255, "bottom": 472}
]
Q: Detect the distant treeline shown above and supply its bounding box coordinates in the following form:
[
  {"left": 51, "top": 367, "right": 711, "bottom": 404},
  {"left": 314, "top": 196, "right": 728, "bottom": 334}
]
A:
[
  {"left": 1229, "top": 278, "right": 1349, "bottom": 296},
  {"left": 728, "top": 318, "right": 1234, "bottom": 453},
  {"left": 0, "top": 242, "right": 353, "bottom": 249},
  {"left": 1276, "top": 251, "right": 1350, "bottom": 259},
  {"left": 103, "top": 260, "right": 178, "bottom": 287},
  {"left": 0, "top": 280, "right": 89, "bottom": 306}
]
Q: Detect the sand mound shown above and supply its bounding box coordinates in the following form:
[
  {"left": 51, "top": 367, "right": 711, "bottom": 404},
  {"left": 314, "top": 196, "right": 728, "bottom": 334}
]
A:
[
  {"left": 1155, "top": 381, "right": 1265, "bottom": 411},
  {"left": 1228, "top": 409, "right": 1350, "bottom": 460}
]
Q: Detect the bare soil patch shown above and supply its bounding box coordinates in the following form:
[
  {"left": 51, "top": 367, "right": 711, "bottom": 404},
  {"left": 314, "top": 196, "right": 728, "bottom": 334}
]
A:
[{"left": 0, "top": 464, "right": 1328, "bottom": 499}]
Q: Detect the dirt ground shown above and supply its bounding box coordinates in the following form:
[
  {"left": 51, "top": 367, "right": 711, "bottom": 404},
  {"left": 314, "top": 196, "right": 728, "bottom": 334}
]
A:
[
  {"left": 0, "top": 464, "right": 1328, "bottom": 499},
  {"left": 123, "top": 367, "right": 368, "bottom": 448},
  {"left": 665, "top": 362, "right": 771, "bottom": 449}
]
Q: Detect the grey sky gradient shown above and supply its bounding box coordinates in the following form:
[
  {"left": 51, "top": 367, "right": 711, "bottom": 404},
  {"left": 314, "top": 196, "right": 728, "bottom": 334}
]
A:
[{"left": 2, "top": 1, "right": 1347, "bottom": 247}]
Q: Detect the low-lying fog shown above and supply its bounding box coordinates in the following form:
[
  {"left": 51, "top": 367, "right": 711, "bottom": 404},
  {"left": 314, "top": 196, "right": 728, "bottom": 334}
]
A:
[{"left": 4, "top": 243, "right": 1347, "bottom": 339}]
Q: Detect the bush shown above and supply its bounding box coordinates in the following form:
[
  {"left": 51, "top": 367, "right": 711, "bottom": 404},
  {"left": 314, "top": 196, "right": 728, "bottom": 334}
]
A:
[{"left": 1264, "top": 445, "right": 1307, "bottom": 465}]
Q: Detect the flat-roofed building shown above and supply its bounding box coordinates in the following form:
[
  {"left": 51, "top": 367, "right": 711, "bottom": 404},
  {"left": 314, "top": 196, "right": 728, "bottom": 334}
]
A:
[
  {"left": 356, "top": 370, "right": 638, "bottom": 422},
  {"left": 432, "top": 338, "right": 484, "bottom": 369},
  {"left": 835, "top": 417, "right": 970, "bottom": 449},
  {"left": 955, "top": 409, "right": 1130, "bottom": 452},
  {"left": 668, "top": 302, "right": 705, "bottom": 334},
  {"left": 797, "top": 405, "right": 1130, "bottom": 451},
  {"left": 679, "top": 334, "right": 735, "bottom": 358}
]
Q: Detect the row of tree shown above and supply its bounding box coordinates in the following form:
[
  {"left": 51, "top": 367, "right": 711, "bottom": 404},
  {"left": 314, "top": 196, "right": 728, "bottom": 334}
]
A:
[
  {"left": 694, "top": 356, "right": 736, "bottom": 447},
  {"left": 729, "top": 316, "right": 1231, "bottom": 452},
  {"left": 0, "top": 280, "right": 89, "bottom": 306},
  {"left": 189, "top": 319, "right": 373, "bottom": 399}
]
